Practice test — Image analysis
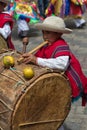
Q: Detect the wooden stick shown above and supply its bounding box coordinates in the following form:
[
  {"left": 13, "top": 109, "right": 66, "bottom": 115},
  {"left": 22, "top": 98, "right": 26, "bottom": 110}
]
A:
[
  {"left": 29, "top": 41, "right": 48, "bottom": 54},
  {"left": 19, "top": 119, "right": 64, "bottom": 127},
  {"left": 17, "top": 41, "right": 48, "bottom": 64},
  {"left": 22, "top": 44, "right": 27, "bottom": 54}
]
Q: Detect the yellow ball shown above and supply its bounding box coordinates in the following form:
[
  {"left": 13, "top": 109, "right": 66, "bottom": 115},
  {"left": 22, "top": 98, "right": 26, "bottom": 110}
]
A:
[
  {"left": 23, "top": 67, "right": 34, "bottom": 79},
  {"left": 3, "top": 55, "right": 15, "bottom": 68}
]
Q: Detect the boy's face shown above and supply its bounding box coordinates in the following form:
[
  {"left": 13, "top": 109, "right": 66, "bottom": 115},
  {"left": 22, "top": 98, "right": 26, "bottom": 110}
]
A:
[
  {"left": 0, "top": 2, "right": 7, "bottom": 12},
  {"left": 42, "top": 30, "right": 62, "bottom": 44}
]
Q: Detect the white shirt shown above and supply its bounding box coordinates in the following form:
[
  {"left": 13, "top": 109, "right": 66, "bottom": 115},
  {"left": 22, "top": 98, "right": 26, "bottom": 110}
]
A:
[
  {"left": 0, "top": 23, "right": 11, "bottom": 39},
  {"left": 37, "top": 56, "right": 69, "bottom": 71},
  {"left": 0, "top": 11, "right": 11, "bottom": 39}
]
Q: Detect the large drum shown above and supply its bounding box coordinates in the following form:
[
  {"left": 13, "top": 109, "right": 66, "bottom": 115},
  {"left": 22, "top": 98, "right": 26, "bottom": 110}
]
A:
[
  {"left": 0, "top": 50, "right": 71, "bottom": 130},
  {"left": 0, "top": 35, "right": 8, "bottom": 51}
]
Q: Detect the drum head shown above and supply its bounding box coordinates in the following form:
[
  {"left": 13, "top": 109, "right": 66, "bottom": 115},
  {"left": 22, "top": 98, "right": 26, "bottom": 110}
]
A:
[{"left": 11, "top": 73, "right": 71, "bottom": 130}]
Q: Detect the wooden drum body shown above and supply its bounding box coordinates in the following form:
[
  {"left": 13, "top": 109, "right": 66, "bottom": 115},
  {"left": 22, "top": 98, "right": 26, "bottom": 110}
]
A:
[
  {"left": 0, "top": 50, "right": 71, "bottom": 130},
  {"left": 0, "top": 35, "right": 8, "bottom": 51}
]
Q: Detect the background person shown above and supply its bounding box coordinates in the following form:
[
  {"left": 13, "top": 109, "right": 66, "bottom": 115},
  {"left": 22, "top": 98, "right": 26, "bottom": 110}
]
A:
[
  {"left": 0, "top": 0, "right": 15, "bottom": 50},
  {"left": 16, "top": 18, "right": 30, "bottom": 53},
  {"left": 45, "top": 0, "right": 86, "bottom": 28}
]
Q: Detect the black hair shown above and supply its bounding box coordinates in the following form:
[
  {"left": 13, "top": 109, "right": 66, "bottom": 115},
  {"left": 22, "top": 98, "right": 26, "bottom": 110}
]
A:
[{"left": 0, "top": 1, "right": 7, "bottom": 7}]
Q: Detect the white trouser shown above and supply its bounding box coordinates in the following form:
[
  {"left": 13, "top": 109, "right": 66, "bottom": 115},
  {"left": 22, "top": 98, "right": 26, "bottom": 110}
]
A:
[
  {"left": 58, "top": 125, "right": 64, "bottom": 130},
  {"left": 74, "top": 18, "right": 86, "bottom": 27},
  {"left": 17, "top": 19, "right": 29, "bottom": 34}
]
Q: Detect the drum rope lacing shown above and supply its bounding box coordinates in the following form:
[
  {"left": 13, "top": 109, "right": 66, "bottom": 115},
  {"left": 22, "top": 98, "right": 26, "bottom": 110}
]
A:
[
  {"left": 9, "top": 67, "right": 26, "bottom": 89},
  {"left": 0, "top": 71, "right": 24, "bottom": 89},
  {"left": 0, "top": 99, "right": 13, "bottom": 111},
  {"left": 0, "top": 51, "right": 15, "bottom": 60},
  {"left": 10, "top": 67, "right": 25, "bottom": 83}
]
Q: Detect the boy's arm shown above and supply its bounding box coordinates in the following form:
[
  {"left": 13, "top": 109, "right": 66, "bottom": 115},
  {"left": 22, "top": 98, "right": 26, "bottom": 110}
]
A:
[{"left": 37, "top": 56, "right": 69, "bottom": 71}]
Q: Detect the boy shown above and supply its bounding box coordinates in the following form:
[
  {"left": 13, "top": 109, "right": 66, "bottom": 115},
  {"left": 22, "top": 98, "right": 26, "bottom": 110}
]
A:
[
  {"left": 0, "top": 0, "right": 15, "bottom": 50},
  {"left": 22, "top": 16, "right": 87, "bottom": 129}
]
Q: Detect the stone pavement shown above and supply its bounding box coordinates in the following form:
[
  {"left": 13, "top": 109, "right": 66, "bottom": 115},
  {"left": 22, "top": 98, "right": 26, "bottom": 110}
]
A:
[{"left": 12, "top": 13, "right": 87, "bottom": 130}]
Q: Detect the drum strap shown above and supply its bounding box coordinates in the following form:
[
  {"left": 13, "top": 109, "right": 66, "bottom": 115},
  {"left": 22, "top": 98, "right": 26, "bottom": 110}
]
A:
[
  {"left": 51, "top": 45, "right": 69, "bottom": 58},
  {"left": 68, "top": 66, "right": 83, "bottom": 92},
  {"left": 50, "top": 43, "right": 83, "bottom": 95}
]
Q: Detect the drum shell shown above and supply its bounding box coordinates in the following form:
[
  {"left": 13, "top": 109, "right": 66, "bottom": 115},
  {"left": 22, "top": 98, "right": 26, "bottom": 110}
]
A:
[
  {"left": 0, "top": 35, "right": 8, "bottom": 51},
  {"left": 0, "top": 51, "right": 71, "bottom": 130}
]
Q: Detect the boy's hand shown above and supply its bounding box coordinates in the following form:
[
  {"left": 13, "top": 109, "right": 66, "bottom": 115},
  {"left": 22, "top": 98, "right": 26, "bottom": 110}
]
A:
[{"left": 22, "top": 53, "right": 37, "bottom": 64}]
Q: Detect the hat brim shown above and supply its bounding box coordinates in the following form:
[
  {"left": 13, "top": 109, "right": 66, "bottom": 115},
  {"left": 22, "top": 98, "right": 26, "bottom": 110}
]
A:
[{"left": 35, "top": 23, "right": 72, "bottom": 34}]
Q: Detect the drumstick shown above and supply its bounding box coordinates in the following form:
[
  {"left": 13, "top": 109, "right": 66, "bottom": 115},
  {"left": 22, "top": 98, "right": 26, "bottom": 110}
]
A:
[{"left": 17, "top": 41, "right": 48, "bottom": 64}]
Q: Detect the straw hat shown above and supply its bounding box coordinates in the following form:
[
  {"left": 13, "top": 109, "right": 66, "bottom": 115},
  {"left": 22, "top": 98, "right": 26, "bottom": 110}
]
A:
[
  {"left": 35, "top": 16, "right": 72, "bottom": 34},
  {"left": 0, "top": 0, "right": 10, "bottom": 5}
]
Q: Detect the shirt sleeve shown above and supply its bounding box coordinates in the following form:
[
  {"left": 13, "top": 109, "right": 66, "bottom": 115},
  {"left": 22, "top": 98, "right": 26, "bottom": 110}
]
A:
[
  {"left": 37, "top": 56, "right": 69, "bottom": 71},
  {"left": 0, "top": 23, "right": 11, "bottom": 39}
]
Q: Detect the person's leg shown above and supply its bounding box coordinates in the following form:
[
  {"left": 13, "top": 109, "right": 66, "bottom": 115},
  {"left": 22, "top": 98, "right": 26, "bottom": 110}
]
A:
[
  {"left": 17, "top": 19, "right": 29, "bottom": 42},
  {"left": 37, "top": 0, "right": 44, "bottom": 16},
  {"left": 44, "top": 0, "right": 49, "bottom": 11},
  {"left": 17, "top": 19, "right": 29, "bottom": 52},
  {"left": 73, "top": 18, "right": 86, "bottom": 28},
  {"left": 43, "top": 0, "right": 49, "bottom": 17}
]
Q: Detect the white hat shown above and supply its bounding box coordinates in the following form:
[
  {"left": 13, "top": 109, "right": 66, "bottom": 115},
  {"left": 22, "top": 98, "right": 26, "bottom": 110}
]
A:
[
  {"left": 35, "top": 16, "right": 72, "bottom": 34},
  {"left": 0, "top": 0, "right": 10, "bottom": 5}
]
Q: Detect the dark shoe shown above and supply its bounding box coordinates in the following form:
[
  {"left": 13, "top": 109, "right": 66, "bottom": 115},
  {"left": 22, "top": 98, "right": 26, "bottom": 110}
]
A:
[
  {"left": 81, "top": 22, "right": 86, "bottom": 27},
  {"left": 77, "top": 22, "right": 86, "bottom": 29}
]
